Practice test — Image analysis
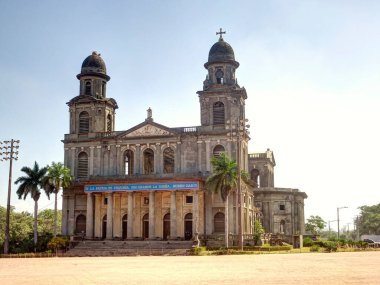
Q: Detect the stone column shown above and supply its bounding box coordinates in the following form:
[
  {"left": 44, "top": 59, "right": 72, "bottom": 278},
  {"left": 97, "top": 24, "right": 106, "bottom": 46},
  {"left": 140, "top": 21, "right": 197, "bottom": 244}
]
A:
[
  {"left": 61, "top": 195, "right": 68, "bottom": 235},
  {"left": 115, "top": 145, "right": 121, "bottom": 175},
  {"left": 155, "top": 143, "right": 161, "bottom": 173},
  {"left": 127, "top": 192, "right": 134, "bottom": 239},
  {"left": 96, "top": 146, "right": 102, "bottom": 176},
  {"left": 149, "top": 191, "right": 155, "bottom": 238},
  {"left": 192, "top": 190, "right": 199, "bottom": 237},
  {"left": 85, "top": 193, "right": 94, "bottom": 238},
  {"left": 197, "top": 141, "right": 203, "bottom": 172},
  {"left": 70, "top": 147, "right": 76, "bottom": 176},
  {"left": 94, "top": 194, "right": 102, "bottom": 238},
  {"left": 205, "top": 140, "right": 211, "bottom": 171},
  {"left": 106, "top": 193, "right": 113, "bottom": 239},
  {"left": 170, "top": 191, "right": 177, "bottom": 238},
  {"left": 176, "top": 142, "right": 181, "bottom": 173},
  {"left": 135, "top": 144, "right": 141, "bottom": 174},
  {"left": 205, "top": 192, "right": 213, "bottom": 235},
  {"left": 89, "top": 146, "right": 95, "bottom": 176},
  {"left": 113, "top": 193, "right": 121, "bottom": 238},
  {"left": 68, "top": 195, "right": 75, "bottom": 235}
]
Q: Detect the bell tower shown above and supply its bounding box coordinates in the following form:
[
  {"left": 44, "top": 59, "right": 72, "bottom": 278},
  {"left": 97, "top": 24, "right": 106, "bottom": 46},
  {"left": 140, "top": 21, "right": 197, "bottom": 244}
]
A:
[
  {"left": 67, "top": 52, "right": 118, "bottom": 134},
  {"left": 197, "top": 29, "right": 247, "bottom": 130}
]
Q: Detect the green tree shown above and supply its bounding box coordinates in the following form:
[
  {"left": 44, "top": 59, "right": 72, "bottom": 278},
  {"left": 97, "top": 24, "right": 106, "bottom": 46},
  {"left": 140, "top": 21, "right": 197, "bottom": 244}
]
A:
[
  {"left": 253, "top": 219, "right": 264, "bottom": 245},
  {"left": 357, "top": 203, "right": 380, "bottom": 235},
  {"left": 206, "top": 153, "right": 248, "bottom": 248},
  {"left": 14, "top": 161, "right": 48, "bottom": 249},
  {"left": 38, "top": 209, "right": 62, "bottom": 235},
  {"left": 44, "top": 162, "right": 72, "bottom": 236},
  {"left": 305, "top": 215, "right": 326, "bottom": 235}
]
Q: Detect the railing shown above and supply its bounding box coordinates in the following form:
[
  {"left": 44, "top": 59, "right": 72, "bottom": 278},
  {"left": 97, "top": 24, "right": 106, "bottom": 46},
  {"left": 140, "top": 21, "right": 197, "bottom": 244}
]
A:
[{"left": 248, "top": 153, "right": 267, "bottom": 159}]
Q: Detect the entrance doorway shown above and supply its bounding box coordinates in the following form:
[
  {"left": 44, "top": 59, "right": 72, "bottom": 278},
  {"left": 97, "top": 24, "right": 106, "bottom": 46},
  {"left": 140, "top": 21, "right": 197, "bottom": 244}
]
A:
[
  {"left": 214, "top": 212, "right": 225, "bottom": 233},
  {"left": 122, "top": 214, "right": 128, "bottom": 239},
  {"left": 163, "top": 213, "right": 170, "bottom": 240},
  {"left": 75, "top": 214, "right": 86, "bottom": 235},
  {"left": 102, "top": 215, "right": 107, "bottom": 239},
  {"left": 184, "top": 213, "right": 193, "bottom": 240},
  {"left": 142, "top": 213, "right": 149, "bottom": 239}
]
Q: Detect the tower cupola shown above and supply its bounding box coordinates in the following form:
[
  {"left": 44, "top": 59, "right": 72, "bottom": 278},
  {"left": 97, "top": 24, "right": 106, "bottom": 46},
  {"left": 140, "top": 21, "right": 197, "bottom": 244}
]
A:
[
  {"left": 77, "top": 52, "right": 110, "bottom": 99},
  {"left": 203, "top": 29, "right": 239, "bottom": 90}
]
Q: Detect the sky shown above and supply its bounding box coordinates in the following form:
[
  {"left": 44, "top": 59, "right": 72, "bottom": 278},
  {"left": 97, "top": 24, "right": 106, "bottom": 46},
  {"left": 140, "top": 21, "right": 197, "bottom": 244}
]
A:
[{"left": 0, "top": 0, "right": 379, "bottom": 232}]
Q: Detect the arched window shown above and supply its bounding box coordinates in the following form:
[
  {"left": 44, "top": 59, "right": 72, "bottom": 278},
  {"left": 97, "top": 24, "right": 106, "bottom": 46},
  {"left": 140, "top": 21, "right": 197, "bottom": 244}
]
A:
[
  {"left": 79, "top": 111, "right": 90, "bottom": 133},
  {"left": 251, "top": 169, "right": 260, "bottom": 186},
  {"left": 163, "top": 147, "right": 174, "bottom": 173},
  {"left": 124, "top": 150, "right": 134, "bottom": 176},
  {"left": 77, "top": 152, "right": 88, "bottom": 179},
  {"left": 213, "top": 101, "right": 225, "bottom": 125},
  {"left": 75, "top": 214, "right": 86, "bottom": 234},
  {"left": 85, "top": 81, "right": 91, "bottom": 95},
  {"left": 213, "top": 145, "right": 225, "bottom": 157},
  {"left": 143, "top": 148, "right": 154, "bottom": 174},
  {"left": 215, "top": 69, "right": 224, "bottom": 84},
  {"left": 214, "top": 212, "right": 225, "bottom": 233},
  {"left": 106, "top": 114, "right": 112, "bottom": 132}
]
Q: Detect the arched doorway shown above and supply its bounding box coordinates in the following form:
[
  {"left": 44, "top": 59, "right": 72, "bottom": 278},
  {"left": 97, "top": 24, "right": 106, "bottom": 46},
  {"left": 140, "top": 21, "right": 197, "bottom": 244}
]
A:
[
  {"left": 102, "top": 215, "right": 107, "bottom": 239},
  {"left": 214, "top": 212, "right": 225, "bottom": 233},
  {"left": 142, "top": 213, "right": 149, "bottom": 239},
  {"left": 122, "top": 214, "right": 128, "bottom": 239},
  {"left": 184, "top": 213, "right": 193, "bottom": 240},
  {"left": 75, "top": 214, "right": 86, "bottom": 234},
  {"left": 163, "top": 213, "right": 170, "bottom": 240}
]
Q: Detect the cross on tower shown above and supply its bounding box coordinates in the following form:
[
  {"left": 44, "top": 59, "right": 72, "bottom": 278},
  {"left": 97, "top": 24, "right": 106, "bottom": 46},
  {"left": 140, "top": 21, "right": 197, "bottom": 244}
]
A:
[{"left": 216, "top": 28, "right": 226, "bottom": 40}]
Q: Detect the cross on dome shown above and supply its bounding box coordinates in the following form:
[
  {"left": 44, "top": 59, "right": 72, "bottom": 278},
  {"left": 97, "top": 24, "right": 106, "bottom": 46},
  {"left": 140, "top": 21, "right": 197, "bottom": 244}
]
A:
[{"left": 216, "top": 28, "right": 226, "bottom": 40}]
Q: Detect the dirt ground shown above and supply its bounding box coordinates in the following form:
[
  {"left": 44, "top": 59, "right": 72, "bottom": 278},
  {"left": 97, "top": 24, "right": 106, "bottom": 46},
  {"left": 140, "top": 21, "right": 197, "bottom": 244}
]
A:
[{"left": 0, "top": 251, "right": 379, "bottom": 285}]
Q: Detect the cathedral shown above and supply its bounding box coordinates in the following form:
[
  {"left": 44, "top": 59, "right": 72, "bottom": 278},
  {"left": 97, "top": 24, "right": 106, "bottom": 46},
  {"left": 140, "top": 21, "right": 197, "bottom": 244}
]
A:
[{"left": 61, "top": 31, "right": 307, "bottom": 246}]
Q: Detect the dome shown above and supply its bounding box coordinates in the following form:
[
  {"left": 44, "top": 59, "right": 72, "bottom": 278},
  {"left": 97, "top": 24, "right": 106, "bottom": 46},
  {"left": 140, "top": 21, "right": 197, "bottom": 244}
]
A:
[
  {"left": 208, "top": 38, "right": 235, "bottom": 63},
  {"left": 81, "top": 51, "right": 107, "bottom": 74}
]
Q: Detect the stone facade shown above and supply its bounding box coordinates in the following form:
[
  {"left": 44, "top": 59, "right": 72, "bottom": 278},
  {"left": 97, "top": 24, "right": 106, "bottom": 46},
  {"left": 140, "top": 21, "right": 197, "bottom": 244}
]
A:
[{"left": 61, "top": 34, "right": 306, "bottom": 245}]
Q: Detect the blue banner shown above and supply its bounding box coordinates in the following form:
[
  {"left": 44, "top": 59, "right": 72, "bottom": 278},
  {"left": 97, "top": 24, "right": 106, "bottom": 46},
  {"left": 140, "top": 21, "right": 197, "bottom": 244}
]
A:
[{"left": 84, "top": 181, "right": 199, "bottom": 192}]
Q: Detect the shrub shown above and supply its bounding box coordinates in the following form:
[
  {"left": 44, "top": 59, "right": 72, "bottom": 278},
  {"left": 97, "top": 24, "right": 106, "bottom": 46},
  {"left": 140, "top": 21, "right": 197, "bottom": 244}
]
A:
[
  {"left": 303, "top": 237, "right": 313, "bottom": 247},
  {"left": 310, "top": 245, "right": 320, "bottom": 252},
  {"left": 190, "top": 246, "right": 207, "bottom": 255},
  {"left": 47, "top": 236, "right": 69, "bottom": 251},
  {"left": 323, "top": 241, "right": 338, "bottom": 252}
]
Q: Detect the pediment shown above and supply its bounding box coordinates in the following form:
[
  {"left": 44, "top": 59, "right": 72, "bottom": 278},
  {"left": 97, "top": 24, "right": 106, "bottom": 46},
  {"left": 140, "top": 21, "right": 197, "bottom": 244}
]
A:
[{"left": 122, "top": 123, "right": 173, "bottom": 138}]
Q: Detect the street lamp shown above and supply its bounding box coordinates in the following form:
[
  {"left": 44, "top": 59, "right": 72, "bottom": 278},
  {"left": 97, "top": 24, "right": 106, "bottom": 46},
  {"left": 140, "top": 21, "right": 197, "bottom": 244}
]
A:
[
  {"left": 337, "top": 206, "right": 348, "bottom": 240},
  {"left": 1, "top": 139, "right": 20, "bottom": 254}
]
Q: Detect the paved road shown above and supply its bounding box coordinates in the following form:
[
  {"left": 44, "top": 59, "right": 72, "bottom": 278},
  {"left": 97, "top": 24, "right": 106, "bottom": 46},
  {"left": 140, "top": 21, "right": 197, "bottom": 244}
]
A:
[{"left": 1, "top": 251, "right": 379, "bottom": 284}]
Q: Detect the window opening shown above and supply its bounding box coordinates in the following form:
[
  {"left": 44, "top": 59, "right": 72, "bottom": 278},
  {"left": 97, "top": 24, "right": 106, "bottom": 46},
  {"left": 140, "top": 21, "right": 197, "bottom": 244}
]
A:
[
  {"left": 213, "top": 101, "right": 225, "bottom": 125},
  {"left": 212, "top": 145, "right": 225, "bottom": 157},
  {"left": 77, "top": 152, "right": 88, "bottom": 179},
  {"left": 79, "top": 111, "right": 90, "bottom": 133},
  {"left": 163, "top": 147, "right": 174, "bottom": 173},
  {"left": 124, "top": 150, "right": 134, "bottom": 175},
  {"left": 143, "top": 148, "right": 154, "bottom": 174},
  {"left": 106, "top": 114, "right": 112, "bottom": 132},
  {"left": 85, "top": 81, "right": 91, "bottom": 95},
  {"left": 185, "top": 196, "right": 193, "bottom": 204}
]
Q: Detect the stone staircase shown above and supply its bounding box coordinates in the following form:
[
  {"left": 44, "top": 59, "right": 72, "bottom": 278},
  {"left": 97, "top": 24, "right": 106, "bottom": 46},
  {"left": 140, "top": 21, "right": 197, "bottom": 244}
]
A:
[{"left": 65, "top": 240, "right": 193, "bottom": 257}]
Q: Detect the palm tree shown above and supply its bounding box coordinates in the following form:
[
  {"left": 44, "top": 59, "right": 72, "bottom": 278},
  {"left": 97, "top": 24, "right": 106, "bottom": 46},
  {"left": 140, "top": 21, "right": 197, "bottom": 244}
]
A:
[
  {"left": 44, "top": 162, "right": 72, "bottom": 237},
  {"left": 14, "top": 161, "right": 48, "bottom": 249},
  {"left": 206, "top": 153, "right": 239, "bottom": 248}
]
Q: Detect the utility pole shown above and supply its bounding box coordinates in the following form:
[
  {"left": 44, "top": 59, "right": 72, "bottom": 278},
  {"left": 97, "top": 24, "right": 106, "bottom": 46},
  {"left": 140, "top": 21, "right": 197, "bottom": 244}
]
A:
[
  {"left": 1, "top": 139, "right": 20, "bottom": 254},
  {"left": 337, "top": 206, "right": 348, "bottom": 240},
  {"left": 328, "top": 220, "right": 337, "bottom": 238}
]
